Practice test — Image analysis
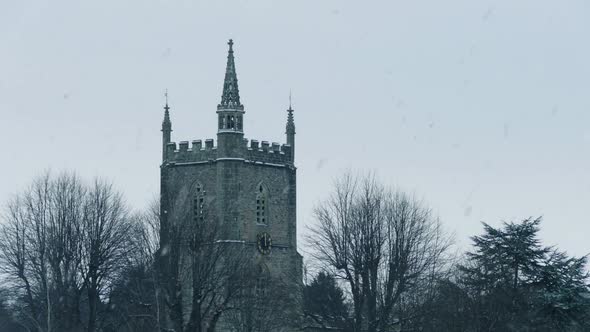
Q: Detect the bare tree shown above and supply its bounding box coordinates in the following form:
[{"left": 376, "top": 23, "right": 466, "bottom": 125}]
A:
[
  {"left": 100, "top": 198, "right": 162, "bottom": 332},
  {"left": 132, "top": 198, "right": 160, "bottom": 267},
  {"left": 45, "top": 173, "right": 86, "bottom": 332},
  {"left": 80, "top": 178, "right": 133, "bottom": 332},
  {"left": 308, "top": 173, "right": 452, "bottom": 332},
  {"left": 0, "top": 193, "right": 42, "bottom": 330},
  {"left": 0, "top": 172, "right": 137, "bottom": 332},
  {"left": 225, "top": 270, "right": 300, "bottom": 332},
  {"left": 0, "top": 172, "right": 87, "bottom": 332},
  {"left": 158, "top": 180, "right": 253, "bottom": 332}
]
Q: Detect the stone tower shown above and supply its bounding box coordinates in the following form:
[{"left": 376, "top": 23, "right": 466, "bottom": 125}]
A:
[{"left": 159, "top": 39, "right": 302, "bottom": 331}]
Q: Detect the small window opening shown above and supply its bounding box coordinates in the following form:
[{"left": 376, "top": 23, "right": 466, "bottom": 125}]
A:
[
  {"left": 194, "top": 184, "right": 205, "bottom": 222},
  {"left": 256, "top": 185, "right": 267, "bottom": 225}
]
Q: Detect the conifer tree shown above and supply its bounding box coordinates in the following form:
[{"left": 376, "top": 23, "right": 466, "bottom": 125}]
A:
[
  {"left": 458, "top": 217, "right": 590, "bottom": 331},
  {"left": 303, "top": 272, "right": 349, "bottom": 329}
]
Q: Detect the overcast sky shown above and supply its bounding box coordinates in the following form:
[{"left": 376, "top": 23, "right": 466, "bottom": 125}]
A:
[{"left": 1, "top": 1, "right": 589, "bottom": 257}]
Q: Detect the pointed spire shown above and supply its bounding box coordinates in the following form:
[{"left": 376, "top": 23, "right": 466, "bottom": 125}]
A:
[
  {"left": 162, "top": 89, "right": 171, "bottom": 130},
  {"left": 286, "top": 92, "right": 296, "bottom": 162},
  {"left": 286, "top": 91, "right": 295, "bottom": 133},
  {"left": 219, "top": 39, "right": 243, "bottom": 110},
  {"left": 162, "top": 89, "right": 172, "bottom": 162}
]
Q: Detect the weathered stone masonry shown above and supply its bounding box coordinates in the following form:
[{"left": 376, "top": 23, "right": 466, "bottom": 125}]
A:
[{"left": 159, "top": 39, "right": 302, "bottom": 330}]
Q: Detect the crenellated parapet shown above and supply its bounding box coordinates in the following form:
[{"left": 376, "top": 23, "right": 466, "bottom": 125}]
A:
[
  {"left": 164, "top": 138, "right": 293, "bottom": 166},
  {"left": 165, "top": 139, "right": 218, "bottom": 164},
  {"left": 245, "top": 139, "right": 292, "bottom": 166}
]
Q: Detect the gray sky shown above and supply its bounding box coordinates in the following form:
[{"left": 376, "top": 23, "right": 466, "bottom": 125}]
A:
[{"left": 1, "top": 1, "right": 589, "bottom": 257}]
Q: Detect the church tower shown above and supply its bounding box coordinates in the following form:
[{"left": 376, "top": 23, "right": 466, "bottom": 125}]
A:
[
  {"left": 159, "top": 40, "right": 302, "bottom": 331},
  {"left": 217, "top": 39, "right": 245, "bottom": 159}
]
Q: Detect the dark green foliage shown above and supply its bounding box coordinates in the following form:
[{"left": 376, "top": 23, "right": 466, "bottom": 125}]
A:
[
  {"left": 102, "top": 264, "right": 159, "bottom": 332},
  {"left": 408, "top": 279, "right": 472, "bottom": 332},
  {"left": 303, "top": 272, "right": 350, "bottom": 330},
  {"left": 422, "top": 217, "right": 590, "bottom": 332},
  {"left": 0, "top": 290, "right": 26, "bottom": 332},
  {"left": 533, "top": 250, "right": 590, "bottom": 330},
  {"left": 461, "top": 218, "right": 549, "bottom": 291}
]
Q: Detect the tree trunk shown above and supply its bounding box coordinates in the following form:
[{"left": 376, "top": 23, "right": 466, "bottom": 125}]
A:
[
  {"left": 87, "top": 282, "right": 98, "bottom": 332},
  {"left": 206, "top": 310, "right": 223, "bottom": 332}
]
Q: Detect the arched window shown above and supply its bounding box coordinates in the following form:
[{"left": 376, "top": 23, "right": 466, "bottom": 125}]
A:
[
  {"left": 226, "top": 115, "right": 236, "bottom": 129},
  {"left": 193, "top": 183, "right": 205, "bottom": 222},
  {"left": 256, "top": 184, "right": 267, "bottom": 225}
]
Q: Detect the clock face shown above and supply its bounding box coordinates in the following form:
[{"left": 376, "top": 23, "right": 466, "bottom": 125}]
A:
[{"left": 257, "top": 232, "right": 272, "bottom": 255}]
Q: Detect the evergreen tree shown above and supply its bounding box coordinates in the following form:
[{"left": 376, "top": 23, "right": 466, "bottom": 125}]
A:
[
  {"left": 0, "top": 289, "right": 26, "bottom": 332},
  {"left": 458, "top": 217, "right": 590, "bottom": 331},
  {"left": 303, "top": 272, "right": 350, "bottom": 330},
  {"left": 533, "top": 250, "right": 590, "bottom": 330},
  {"left": 103, "top": 264, "right": 159, "bottom": 332},
  {"left": 412, "top": 278, "right": 472, "bottom": 332}
]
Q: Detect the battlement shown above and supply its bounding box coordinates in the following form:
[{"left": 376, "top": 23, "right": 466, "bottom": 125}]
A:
[
  {"left": 165, "top": 140, "right": 218, "bottom": 164},
  {"left": 245, "top": 139, "right": 292, "bottom": 165},
  {"left": 164, "top": 138, "right": 293, "bottom": 166}
]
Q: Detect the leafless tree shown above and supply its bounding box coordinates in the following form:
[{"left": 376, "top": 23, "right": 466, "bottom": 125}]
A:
[
  {"left": 45, "top": 173, "right": 86, "bottom": 331},
  {"left": 0, "top": 192, "right": 42, "bottom": 331},
  {"left": 99, "top": 198, "right": 161, "bottom": 332},
  {"left": 225, "top": 270, "right": 300, "bottom": 332},
  {"left": 132, "top": 198, "right": 160, "bottom": 267},
  {"left": 80, "top": 178, "right": 133, "bottom": 332},
  {"left": 308, "top": 173, "right": 452, "bottom": 332},
  {"left": 0, "top": 172, "right": 137, "bottom": 332},
  {"left": 0, "top": 172, "right": 86, "bottom": 332},
  {"left": 124, "top": 197, "right": 162, "bottom": 328},
  {"left": 158, "top": 179, "right": 253, "bottom": 332}
]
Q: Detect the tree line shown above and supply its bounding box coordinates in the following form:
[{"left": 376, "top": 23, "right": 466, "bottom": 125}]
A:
[
  {"left": 303, "top": 174, "right": 590, "bottom": 332},
  {"left": 0, "top": 171, "right": 588, "bottom": 331},
  {"left": 0, "top": 172, "right": 293, "bottom": 332},
  {"left": 0, "top": 172, "right": 138, "bottom": 331}
]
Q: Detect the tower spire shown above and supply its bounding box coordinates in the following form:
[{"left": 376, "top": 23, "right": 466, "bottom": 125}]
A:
[
  {"left": 216, "top": 39, "right": 245, "bottom": 158},
  {"left": 163, "top": 89, "right": 171, "bottom": 125},
  {"left": 286, "top": 92, "right": 295, "bottom": 162},
  {"left": 162, "top": 89, "right": 172, "bottom": 162},
  {"left": 218, "top": 39, "right": 243, "bottom": 110}
]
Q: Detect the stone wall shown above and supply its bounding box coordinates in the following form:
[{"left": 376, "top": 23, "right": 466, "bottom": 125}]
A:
[{"left": 161, "top": 154, "right": 302, "bottom": 330}]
